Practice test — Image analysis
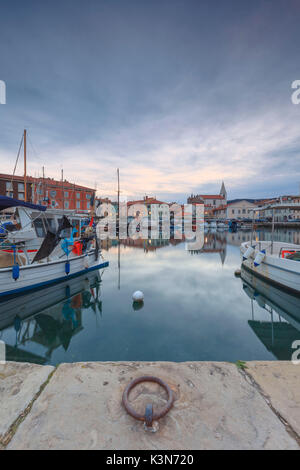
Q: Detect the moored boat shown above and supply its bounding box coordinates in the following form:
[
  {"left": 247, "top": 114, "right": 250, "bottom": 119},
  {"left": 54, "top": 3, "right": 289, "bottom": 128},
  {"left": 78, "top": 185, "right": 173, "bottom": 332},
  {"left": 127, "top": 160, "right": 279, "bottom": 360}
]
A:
[
  {"left": 240, "top": 202, "right": 300, "bottom": 295},
  {"left": 0, "top": 196, "right": 108, "bottom": 299}
]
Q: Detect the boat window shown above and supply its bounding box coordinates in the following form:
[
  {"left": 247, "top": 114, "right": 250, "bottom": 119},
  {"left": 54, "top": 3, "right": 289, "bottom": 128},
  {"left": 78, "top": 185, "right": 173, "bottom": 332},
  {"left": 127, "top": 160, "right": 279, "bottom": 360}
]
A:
[
  {"left": 58, "top": 218, "right": 71, "bottom": 238},
  {"left": 45, "top": 218, "right": 56, "bottom": 232},
  {"left": 33, "top": 218, "right": 46, "bottom": 238},
  {"left": 286, "top": 252, "right": 300, "bottom": 261}
]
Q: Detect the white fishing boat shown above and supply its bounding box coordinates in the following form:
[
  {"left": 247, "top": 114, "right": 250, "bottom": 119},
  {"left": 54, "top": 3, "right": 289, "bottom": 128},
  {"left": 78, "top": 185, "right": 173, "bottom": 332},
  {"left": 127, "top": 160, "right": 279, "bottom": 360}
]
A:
[
  {"left": 240, "top": 202, "right": 300, "bottom": 296},
  {"left": 0, "top": 196, "right": 108, "bottom": 299}
]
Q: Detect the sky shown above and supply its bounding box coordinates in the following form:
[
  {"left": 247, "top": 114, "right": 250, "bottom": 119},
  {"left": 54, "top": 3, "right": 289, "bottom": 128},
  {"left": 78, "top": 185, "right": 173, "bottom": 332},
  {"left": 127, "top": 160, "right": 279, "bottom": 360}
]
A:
[{"left": 0, "top": 0, "right": 300, "bottom": 202}]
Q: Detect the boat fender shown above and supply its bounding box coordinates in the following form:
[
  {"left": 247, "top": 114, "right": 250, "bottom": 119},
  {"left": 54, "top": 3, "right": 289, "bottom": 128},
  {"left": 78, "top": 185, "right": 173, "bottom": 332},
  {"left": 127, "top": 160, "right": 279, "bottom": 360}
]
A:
[
  {"left": 12, "top": 264, "right": 20, "bottom": 281},
  {"left": 65, "top": 261, "right": 70, "bottom": 275},
  {"left": 242, "top": 245, "right": 255, "bottom": 261},
  {"left": 132, "top": 291, "right": 144, "bottom": 302},
  {"left": 254, "top": 249, "right": 266, "bottom": 267},
  {"left": 84, "top": 256, "right": 89, "bottom": 269},
  {"left": 12, "top": 246, "right": 19, "bottom": 281}
]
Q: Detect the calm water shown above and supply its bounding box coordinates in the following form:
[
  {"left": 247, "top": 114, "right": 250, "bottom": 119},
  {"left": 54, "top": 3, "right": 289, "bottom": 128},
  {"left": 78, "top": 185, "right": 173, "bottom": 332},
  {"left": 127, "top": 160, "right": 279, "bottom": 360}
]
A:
[{"left": 1, "top": 228, "right": 299, "bottom": 365}]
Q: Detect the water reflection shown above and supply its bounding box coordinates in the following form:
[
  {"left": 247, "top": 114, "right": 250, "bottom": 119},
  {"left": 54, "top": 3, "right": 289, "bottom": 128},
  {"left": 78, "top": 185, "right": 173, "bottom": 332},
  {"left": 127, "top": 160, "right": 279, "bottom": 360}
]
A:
[
  {"left": 240, "top": 266, "right": 300, "bottom": 360},
  {"left": 0, "top": 228, "right": 299, "bottom": 364},
  {"left": 0, "top": 271, "right": 102, "bottom": 364}
]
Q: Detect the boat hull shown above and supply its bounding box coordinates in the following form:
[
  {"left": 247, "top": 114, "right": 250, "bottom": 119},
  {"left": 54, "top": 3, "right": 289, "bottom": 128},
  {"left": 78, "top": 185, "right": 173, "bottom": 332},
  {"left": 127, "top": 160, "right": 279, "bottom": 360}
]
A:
[
  {"left": 240, "top": 242, "right": 300, "bottom": 296},
  {"left": 0, "top": 250, "right": 108, "bottom": 299}
]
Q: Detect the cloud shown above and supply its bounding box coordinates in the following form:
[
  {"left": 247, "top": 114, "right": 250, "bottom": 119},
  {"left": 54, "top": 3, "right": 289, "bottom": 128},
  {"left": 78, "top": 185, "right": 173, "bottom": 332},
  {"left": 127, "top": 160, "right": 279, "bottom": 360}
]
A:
[{"left": 0, "top": 0, "right": 300, "bottom": 201}]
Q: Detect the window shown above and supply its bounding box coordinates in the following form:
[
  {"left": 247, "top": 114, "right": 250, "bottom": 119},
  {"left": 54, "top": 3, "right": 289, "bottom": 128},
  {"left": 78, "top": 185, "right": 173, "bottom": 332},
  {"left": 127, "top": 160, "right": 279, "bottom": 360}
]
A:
[
  {"left": 64, "top": 191, "right": 69, "bottom": 198},
  {"left": 45, "top": 218, "right": 56, "bottom": 232},
  {"left": 18, "top": 183, "right": 24, "bottom": 191},
  {"left": 87, "top": 202, "right": 90, "bottom": 209},
  {"left": 242, "top": 209, "right": 246, "bottom": 214},
  {"left": 58, "top": 218, "right": 71, "bottom": 238},
  {"left": 18, "top": 192, "right": 24, "bottom": 200},
  {"left": 33, "top": 218, "right": 46, "bottom": 238},
  {"left": 76, "top": 201, "right": 80, "bottom": 209},
  {"left": 213, "top": 200, "right": 216, "bottom": 205},
  {"left": 50, "top": 190, "right": 56, "bottom": 198},
  {"left": 51, "top": 200, "right": 55, "bottom": 207},
  {"left": 232, "top": 209, "right": 235, "bottom": 214},
  {"left": 64, "top": 201, "right": 69, "bottom": 209},
  {"left": 86, "top": 194, "right": 91, "bottom": 199},
  {"left": 76, "top": 193, "right": 80, "bottom": 199},
  {"left": 6, "top": 181, "right": 13, "bottom": 191},
  {"left": 6, "top": 192, "right": 13, "bottom": 198}
]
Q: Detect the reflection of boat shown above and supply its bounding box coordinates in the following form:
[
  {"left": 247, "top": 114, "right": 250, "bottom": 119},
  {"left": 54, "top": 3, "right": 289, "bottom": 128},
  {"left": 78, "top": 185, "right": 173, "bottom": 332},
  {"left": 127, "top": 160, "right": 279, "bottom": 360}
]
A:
[
  {"left": 240, "top": 267, "right": 300, "bottom": 360},
  {"left": 0, "top": 269, "right": 102, "bottom": 330},
  {"left": 0, "top": 270, "right": 102, "bottom": 364},
  {"left": 241, "top": 267, "right": 300, "bottom": 326},
  {"left": 248, "top": 320, "right": 299, "bottom": 360}
]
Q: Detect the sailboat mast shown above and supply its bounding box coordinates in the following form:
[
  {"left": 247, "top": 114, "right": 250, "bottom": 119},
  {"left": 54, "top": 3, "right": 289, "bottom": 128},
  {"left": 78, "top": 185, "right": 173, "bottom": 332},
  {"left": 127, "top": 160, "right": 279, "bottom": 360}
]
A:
[{"left": 24, "top": 129, "right": 27, "bottom": 202}]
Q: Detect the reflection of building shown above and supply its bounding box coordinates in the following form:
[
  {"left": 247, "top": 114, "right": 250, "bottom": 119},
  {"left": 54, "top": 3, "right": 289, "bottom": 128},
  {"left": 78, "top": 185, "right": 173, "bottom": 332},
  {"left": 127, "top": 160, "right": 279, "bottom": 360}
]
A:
[
  {"left": 121, "top": 237, "right": 170, "bottom": 252},
  {"left": 189, "top": 231, "right": 227, "bottom": 264},
  {"left": 187, "top": 182, "right": 227, "bottom": 217},
  {"left": 227, "top": 228, "right": 300, "bottom": 246}
]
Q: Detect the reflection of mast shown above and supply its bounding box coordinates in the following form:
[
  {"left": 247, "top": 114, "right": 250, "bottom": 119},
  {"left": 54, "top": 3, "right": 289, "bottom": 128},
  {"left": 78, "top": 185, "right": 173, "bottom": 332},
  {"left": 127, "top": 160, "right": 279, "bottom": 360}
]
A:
[
  {"left": 118, "top": 241, "right": 120, "bottom": 290},
  {"left": 117, "top": 168, "right": 120, "bottom": 290}
]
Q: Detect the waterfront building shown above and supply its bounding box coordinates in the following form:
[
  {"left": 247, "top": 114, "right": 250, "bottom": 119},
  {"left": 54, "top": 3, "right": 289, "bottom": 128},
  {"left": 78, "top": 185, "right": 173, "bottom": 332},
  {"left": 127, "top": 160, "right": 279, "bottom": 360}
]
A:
[
  {"left": 127, "top": 196, "right": 170, "bottom": 219},
  {"left": 226, "top": 199, "right": 259, "bottom": 220},
  {"left": 0, "top": 173, "right": 95, "bottom": 212},
  {"left": 259, "top": 195, "right": 300, "bottom": 222}
]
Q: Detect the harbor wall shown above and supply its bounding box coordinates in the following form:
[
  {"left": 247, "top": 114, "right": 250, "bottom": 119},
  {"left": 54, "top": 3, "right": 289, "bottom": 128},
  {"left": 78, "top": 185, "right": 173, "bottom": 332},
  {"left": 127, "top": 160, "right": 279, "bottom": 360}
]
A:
[{"left": 0, "top": 361, "right": 299, "bottom": 450}]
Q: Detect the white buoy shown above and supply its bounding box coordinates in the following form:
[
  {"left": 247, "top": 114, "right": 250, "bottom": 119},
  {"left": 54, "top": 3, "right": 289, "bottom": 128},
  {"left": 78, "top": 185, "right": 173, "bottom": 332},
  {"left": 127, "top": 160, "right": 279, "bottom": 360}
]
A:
[
  {"left": 254, "top": 249, "right": 266, "bottom": 267},
  {"left": 242, "top": 245, "right": 255, "bottom": 261},
  {"left": 132, "top": 291, "right": 144, "bottom": 302}
]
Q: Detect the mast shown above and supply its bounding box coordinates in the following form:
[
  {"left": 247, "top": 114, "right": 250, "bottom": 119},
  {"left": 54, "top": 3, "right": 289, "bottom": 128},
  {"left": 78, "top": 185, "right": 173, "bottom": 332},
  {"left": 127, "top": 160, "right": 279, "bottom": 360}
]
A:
[
  {"left": 42, "top": 166, "right": 45, "bottom": 205},
  {"left": 24, "top": 129, "right": 27, "bottom": 202},
  {"left": 61, "top": 168, "right": 64, "bottom": 209}
]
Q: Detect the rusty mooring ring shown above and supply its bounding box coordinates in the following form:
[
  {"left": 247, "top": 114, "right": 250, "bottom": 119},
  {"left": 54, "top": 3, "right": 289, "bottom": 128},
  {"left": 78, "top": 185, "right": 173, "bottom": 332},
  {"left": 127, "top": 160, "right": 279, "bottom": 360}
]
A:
[{"left": 122, "top": 376, "right": 174, "bottom": 426}]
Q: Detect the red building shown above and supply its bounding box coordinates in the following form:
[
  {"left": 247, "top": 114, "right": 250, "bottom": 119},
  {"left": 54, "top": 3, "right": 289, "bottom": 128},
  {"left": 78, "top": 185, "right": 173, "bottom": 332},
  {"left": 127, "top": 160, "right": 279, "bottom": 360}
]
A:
[{"left": 0, "top": 173, "right": 95, "bottom": 212}]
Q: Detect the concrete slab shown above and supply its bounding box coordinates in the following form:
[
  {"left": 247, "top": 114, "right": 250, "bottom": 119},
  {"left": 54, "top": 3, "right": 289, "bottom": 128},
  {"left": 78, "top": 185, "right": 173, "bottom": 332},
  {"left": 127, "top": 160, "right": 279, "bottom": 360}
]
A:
[
  {"left": 8, "top": 362, "right": 299, "bottom": 450},
  {"left": 246, "top": 361, "right": 300, "bottom": 437},
  {"left": 0, "top": 362, "right": 54, "bottom": 441}
]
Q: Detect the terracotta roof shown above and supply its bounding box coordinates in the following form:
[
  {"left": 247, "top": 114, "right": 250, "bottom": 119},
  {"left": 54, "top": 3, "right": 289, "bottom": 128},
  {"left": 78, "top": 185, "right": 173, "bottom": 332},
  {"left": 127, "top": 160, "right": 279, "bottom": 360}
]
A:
[
  {"left": 0, "top": 173, "right": 94, "bottom": 191},
  {"left": 127, "top": 197, "right": 169, "bottom": 206},
  {"left": 189, "top": 194, "right": 225, "bottom": 200}
]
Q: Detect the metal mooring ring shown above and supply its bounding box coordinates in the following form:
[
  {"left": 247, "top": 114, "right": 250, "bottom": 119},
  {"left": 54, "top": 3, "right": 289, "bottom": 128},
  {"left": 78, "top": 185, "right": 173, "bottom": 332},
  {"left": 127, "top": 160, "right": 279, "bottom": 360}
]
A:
[{"left": 122, "top": 376, "right": 174, "bottom": 427}]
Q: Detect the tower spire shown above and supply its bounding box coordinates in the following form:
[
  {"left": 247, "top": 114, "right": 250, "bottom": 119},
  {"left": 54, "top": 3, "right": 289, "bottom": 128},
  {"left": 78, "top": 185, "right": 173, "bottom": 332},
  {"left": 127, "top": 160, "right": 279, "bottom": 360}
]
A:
[{"left": 220, "top": 181, "right": 227, "bottom": 200}]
